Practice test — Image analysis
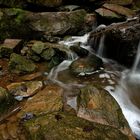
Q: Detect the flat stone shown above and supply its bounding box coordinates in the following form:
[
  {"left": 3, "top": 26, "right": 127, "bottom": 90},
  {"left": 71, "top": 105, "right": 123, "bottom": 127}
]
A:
[
  {"left": 17, "top": 84, "right": 63, "bottom": 117},
  {"left": 95, "top": 8, "right": 122, "bottom": 19},
  {"left": 103, "top": 3, "right": 135, "bottom": 18},
  {"left": 7, "top": 81, "right": 43, "bottom": 99},
  {"left": 0, "top": 39, "right": 22, "bottom": 58}
]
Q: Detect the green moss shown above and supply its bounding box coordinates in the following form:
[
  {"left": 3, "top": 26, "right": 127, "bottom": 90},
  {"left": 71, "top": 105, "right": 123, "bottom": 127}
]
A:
[
  {"left": 9, "top": 53, "right": 36, "bottom": 74},
  {"left": 23, "top": 112, "right": 129, "bottom": 140}
]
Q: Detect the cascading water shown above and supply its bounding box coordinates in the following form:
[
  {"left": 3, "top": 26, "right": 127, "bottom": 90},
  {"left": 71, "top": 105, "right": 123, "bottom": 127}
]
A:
[
  {"left": 97, "top": 35, "right": 105, "bottom": 57},
  {"left": 107, "top": 42, "right": 140, "bottom": 139},
  {"left": 132, "top": 42, "right": 140, "bottom": 73},
  {"left": 47, "top": 30, "right": 140, "bottom": 139}
]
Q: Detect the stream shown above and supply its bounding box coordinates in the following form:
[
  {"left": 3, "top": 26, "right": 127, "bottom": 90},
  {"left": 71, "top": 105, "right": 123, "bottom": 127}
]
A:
[{"left": 47, "top": 32, "right": 140, "bottom": 139}]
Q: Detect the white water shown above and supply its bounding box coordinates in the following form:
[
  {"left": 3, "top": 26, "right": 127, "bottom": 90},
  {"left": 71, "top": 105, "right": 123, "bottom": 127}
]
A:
[
  {"left": 97, "top": 35, "right": 105, "bottom": 57},
  {"left": 59, "top": 33, "right": 91, "bottom": 51},
  {"left": 108, "top": 43, "right": 140, "bottom": 139},
  {"left": 132, "top": 42, "right": 140, "bottom": 73}
]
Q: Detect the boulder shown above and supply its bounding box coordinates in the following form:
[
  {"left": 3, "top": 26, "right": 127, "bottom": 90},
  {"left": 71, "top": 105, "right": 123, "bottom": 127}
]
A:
[
  {"left": 0, "top": 8, "right": 39, "bottom": 41},
  {"left": 17, "top": 84, "right": 64, "bottom": 118},
  {"left": 25, "top": 40, "right": 68, "bottom": 69},
  {"left": 7, "top": 81, "right": 43, "bottom": 101},
  {"left": 28, "top": 9, "right": 87, "bottom": 36},
  {"left": 8, "top": 53, "right": 36, "bottom": 74},
  {"left": 69, "top": 54, "right": 103, "bottom": 76},
  {"left": 95, "top": 8, "right": 123, "bottom": 20},
  {"left": 0, "top": 8, "right": 88, "bottom": 40},
  {"left": 103, "top": 3, "right": 135, "bottom": 18},
  {"left": 70, "top": 42, "right": 89, "bottom": 57},
  {"left": 23, "top": 112, "right": 129, "bottom": 140},
  {"left": 77, "top": 85, "right": 135, "bottom": 138}
]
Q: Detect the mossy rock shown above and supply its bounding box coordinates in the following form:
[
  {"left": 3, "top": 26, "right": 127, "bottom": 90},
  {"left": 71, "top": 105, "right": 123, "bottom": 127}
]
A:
[
  {"left": 23, "top": 112, "right": 129, "bottom": 140},
  {"left": 0, "top": 8, "right": 40, "bottom": 41},
  {"left": 8, "top": 53, "right": 36, "bottom": 74},
  {"left": 69, "top": 54, "right": 103, "bottom": 76},
  {"left": 77, "top": 85, "right": 134, "bottom": 138},
  {"left": 17, "top": 85, "right": 63, "bottom": 118}
]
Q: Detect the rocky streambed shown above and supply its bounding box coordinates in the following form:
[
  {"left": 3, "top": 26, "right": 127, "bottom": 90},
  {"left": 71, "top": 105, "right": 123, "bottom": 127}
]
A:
[{"left": 0, "top": 0, "right": 140, "bottom": 140}]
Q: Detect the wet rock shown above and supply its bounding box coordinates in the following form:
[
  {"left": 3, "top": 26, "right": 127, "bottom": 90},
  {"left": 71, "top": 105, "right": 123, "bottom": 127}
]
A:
[
  {"left": 70, "top": 42, "right": 89, "bottom": 57},
  {"left": 28, "top": 9, "right": 87, "bottom": 36},
  {"left": 17, "top": 84, "right": 63, "bottom": 117},
  {"left": 84, "top": 13, "right": 97, "bottom": 32},
  {"left": 7, "top": 81, "right": 43, "bottom": 100},
  {"left": 0, "top": 9, "right": 89, "bottom": 40},
  {"left": 88, "top": 17, "right": 140, "bottom": 67},
  {"left": 23, "top": 112, "right": 129, "bottom": 140},
  {"left": 104, "top": 21, "right": 140, "bottom": 67},
  {"left": 95, "top": 8, "right": 123, "bottom": 20},
  {"left": 26, "top": 41, "right": 68, "bottom": 69},
  {"left": 77, "top": 85, "right": 134, "bottom": 138},
  {"left": 0, "top": 8, "right": 38, "bottom": 41},
  {"left": 0, "top": 39, "right": 22, "bottom": 58},
  {"left": 103, "top": 3, "right": 135, "bottom": 18},
  {"left": 8, "top": 53, "right": 36, "bottom": 74},
  {"left": 69, "top": 54, "right": 103, "bottom": 76}
]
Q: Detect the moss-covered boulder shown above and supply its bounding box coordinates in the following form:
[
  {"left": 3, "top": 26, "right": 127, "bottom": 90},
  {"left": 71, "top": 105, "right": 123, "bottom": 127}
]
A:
[
  {"left": 17, "top": 84, "right": 63, "bottom": 118},
  {"left": 23, "top": 112, "right": 129, "bottom": 140},
  {"left": 77, "top": 85, "right": 134, "bottom": 138},
  {"left": 8, "top": 53, "right": 36, "bottom": 74},
  {"left": 0, "top": 8, "right": 37, "bottom": 41},
  {"left": 25, "top": 40, "right": 68, "bottom": 69},
  {"left": 0, "top": 8, "right": 88, "bottom": 40},
  {"left": 28, "top": 9, "right": 87, "bottom": 36},
  {"left": 69, "top": 54, "right": 103, "bottom": 76},
  {"left": 70, "top": 43, "right": 89, "bottom": 57}
]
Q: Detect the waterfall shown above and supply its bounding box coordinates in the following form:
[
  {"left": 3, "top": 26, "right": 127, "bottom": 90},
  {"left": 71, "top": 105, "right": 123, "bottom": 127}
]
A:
[
  {"left": 97, "top": 35, "right": 105, "bottom": 57},
  {"left": 106, "top": 42, "right": 140, "bottom": 139},
  {"left": 132, "top": 42, "right": 140, "bottom": 73}
]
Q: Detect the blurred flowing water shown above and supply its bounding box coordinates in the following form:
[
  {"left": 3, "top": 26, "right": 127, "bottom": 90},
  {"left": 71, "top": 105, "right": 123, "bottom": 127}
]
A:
[
  {"left": 108, "top": 43, "right": 140, "bottom": 139},
  {"left": 47, "top": 32, "right": 140, "bottom": 139}
]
